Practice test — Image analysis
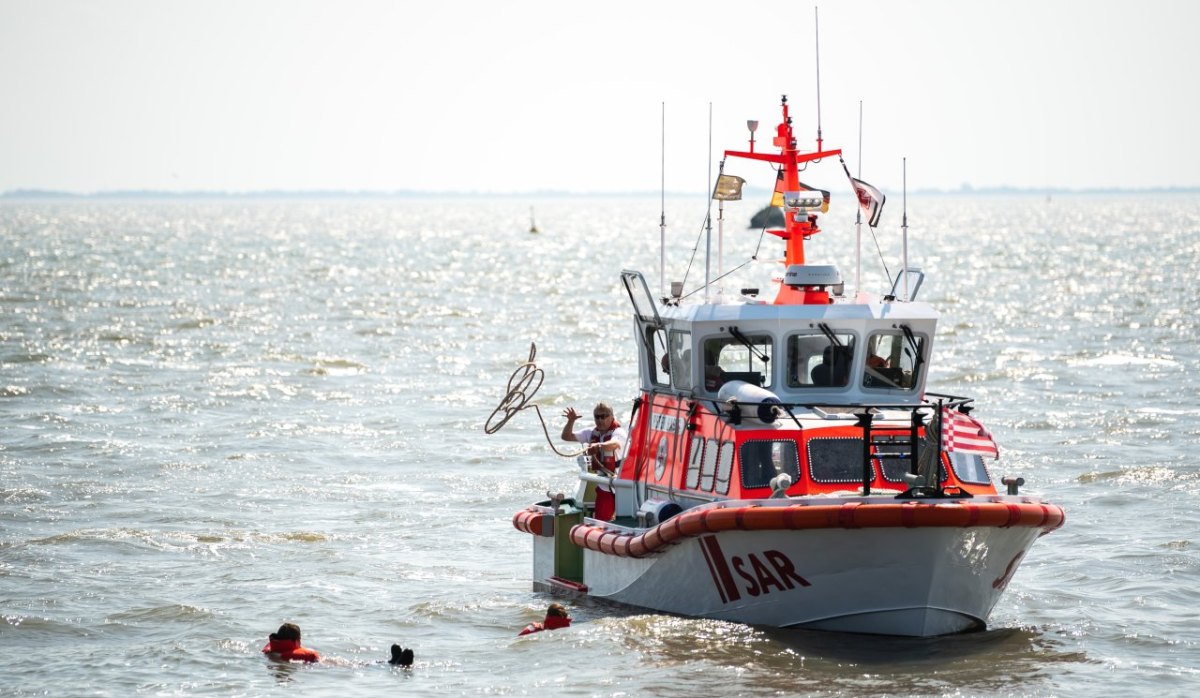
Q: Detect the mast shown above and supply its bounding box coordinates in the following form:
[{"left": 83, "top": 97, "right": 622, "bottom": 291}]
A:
[{"left": 724, "top": 96, "right": 842, "bottom": 303}]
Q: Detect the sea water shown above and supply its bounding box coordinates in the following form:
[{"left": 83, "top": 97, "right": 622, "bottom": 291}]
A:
[{"left": 1, "top": 195, "right": 1198, "bottom": 695}]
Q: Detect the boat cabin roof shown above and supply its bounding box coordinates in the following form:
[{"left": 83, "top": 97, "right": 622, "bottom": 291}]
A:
[{"left": 636, "top": 293, "right": 938, "bottom": 408}]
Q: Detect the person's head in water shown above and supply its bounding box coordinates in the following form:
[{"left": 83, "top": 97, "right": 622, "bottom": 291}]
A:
[
  {"left": 518, "top": 602, "right": 572, "bottom": 635},
  {"left": 262, "top": 621, "right": 319, "bottom": 662},
  {"left": 389, "top": 644, "right": 414, "bottom": 666}
]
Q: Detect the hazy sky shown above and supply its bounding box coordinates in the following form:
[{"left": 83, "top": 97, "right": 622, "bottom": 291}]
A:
[{"left": 1, "top": 0, "right": 1196, "bottom": 194}]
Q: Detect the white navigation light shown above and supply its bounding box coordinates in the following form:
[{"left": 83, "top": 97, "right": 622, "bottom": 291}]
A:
[{"left": 784, "top": 192, "right": 824, "bottom": 209}]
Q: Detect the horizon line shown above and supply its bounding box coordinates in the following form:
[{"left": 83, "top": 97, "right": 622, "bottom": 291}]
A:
[{"left": 4, "top": 185, "right": 1200, "bottom": 200}]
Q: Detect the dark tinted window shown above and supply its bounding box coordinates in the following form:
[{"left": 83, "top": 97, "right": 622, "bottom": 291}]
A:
[
  {"left": 875, "top": 440, "right": 946, "bottom": 483},
  {"left": 807, "top": 438, "right": 869, "bottom": 483},
  {"left": 739, "top": 440, "right": 800, "bottom": 489}
]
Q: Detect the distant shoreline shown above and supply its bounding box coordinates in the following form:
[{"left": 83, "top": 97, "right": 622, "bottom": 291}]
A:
[{"left": 3, "top": 186, "right": 1199, "bottom": 200}]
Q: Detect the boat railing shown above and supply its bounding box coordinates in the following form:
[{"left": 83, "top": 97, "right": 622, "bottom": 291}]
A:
[
  {"left": 575, "top": 458, "right": 641, "bottom": 520},
  {"left": 712, "top": 392, "right": 975, "bottom": 498}
]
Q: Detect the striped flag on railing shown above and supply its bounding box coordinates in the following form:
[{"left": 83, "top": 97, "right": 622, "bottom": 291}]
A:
[{"left": 942, "top": 408, "right": 999, "bottom": 459}]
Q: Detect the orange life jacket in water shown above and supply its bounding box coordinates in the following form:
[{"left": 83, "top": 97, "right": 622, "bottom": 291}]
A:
[
  {"left": 518, "top": 614, "right": 573, "bottom": 636},
  {"left": 262, "top": 637, "right": 320, "bottom": 663}
]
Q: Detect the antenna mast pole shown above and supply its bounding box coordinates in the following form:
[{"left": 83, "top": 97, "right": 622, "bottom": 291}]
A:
[
  {"left": 704, "top": 102, "right": 713, "bottom": 303},
  {"left": 855, "top": 100, "right": 863, "bottom": 298},
  {"left": 717, "top": 163, "right": 725, "bottom": 300},
  {"left": 902, "top": 157, "right": 910, "bottom": 301},
  {"left": 815, "top": 7, "right": 823, "bottom": 152},
  {"left": 660, "top": 102, "right": 667, "bottom": 300}
]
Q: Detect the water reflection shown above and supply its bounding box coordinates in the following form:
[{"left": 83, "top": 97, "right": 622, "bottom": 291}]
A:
[{"left": 610, "top": 614, "right": 1089, "bottom": 694}]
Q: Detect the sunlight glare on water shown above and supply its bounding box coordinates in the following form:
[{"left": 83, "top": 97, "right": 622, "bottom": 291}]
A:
[{"left": 1, "top": 195, "right": 1199, "bottom": 695}]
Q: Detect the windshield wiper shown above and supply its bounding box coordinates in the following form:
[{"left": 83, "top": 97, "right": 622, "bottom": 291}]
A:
[
  {"left": 729, "top": 326, "right": 770, "bottom": 365},
  {"left": 900, "top": 324, "right": 924, "bottom": 371},
  {"left": 818, "top": 322, "right": 843, "bottom": 347}
]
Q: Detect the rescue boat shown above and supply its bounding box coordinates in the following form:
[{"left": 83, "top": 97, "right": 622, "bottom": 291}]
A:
[{"left": 507, "top": 96, "right": 1064, "bottom": 637}]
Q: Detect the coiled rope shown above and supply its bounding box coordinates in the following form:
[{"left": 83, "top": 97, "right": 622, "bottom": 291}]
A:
[{"left": 484, "top": 342, "right": 587, "bottom": 458}]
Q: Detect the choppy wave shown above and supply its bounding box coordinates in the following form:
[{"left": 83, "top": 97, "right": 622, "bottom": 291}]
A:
[{"left": 1, "top": 197, "right": 1198, "bottom": 694}]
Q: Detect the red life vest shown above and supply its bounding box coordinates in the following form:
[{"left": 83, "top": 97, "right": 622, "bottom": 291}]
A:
[
  {"left": 588, "top": 423, "right": 621, "bottom": 473},
  {"left": 262, "top": 637, "right": 320, "bottom": 663},
  {"left": 518, "top": 614, "right": 573, "bottom": 636}
]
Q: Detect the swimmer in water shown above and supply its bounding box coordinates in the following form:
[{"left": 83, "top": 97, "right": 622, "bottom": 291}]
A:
[
  {"left": 388, "top": 644, "right": 414, "bottom": 666},
  {"left": 518, "top": 603, "right": 572, "bottom": 636},
  {"left": 261, "top": 622, "right": 320, "bottom": 663}
]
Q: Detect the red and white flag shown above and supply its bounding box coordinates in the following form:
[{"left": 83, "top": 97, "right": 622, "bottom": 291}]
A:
[
  {"left": 942, "top": 408, "right": 999, "bottom": 459},
  {"left": 841, "top": 160, "right": 885, "bottom": 227}
]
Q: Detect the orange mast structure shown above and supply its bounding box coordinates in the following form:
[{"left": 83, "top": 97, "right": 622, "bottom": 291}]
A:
[{"left": 723, "top": 96, "right": 842, "bottom": 305}]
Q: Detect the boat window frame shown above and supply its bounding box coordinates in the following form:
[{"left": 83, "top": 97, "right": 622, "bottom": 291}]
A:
[
  {"left": 739, "top": 439, "right": 801, "bottom": 490},
  {"left": 684, "top": 434, "right": 704, "bottom": 489},
  {"left": 806, "top": 436, "right": 874, "bottom": 484},
  {"left": 646, "top": 325, "right": 670, "bottom": 388},
  {"left": 699, "top": 437, "right": 719, "bottom": 490},
  {"left": 947, "top": 451, "right": 991, "bottom": 485},
  {"left": 668, "top": 330, "right": 693, "bottom": 392},
  {"left": 874, "top": 440, "right": 947, "bottom": 483},
  {"left": 785, "top": 330, "right": 858, "bottom": 389},
  {"left": 714, "top": 441, "right": 734, "bottom": 495},
  {"left": 861, "top": 329, "right": 927, "bottom": 392},
  {"left": 701, "top": 333, "right": 773, "bottom": 395}
]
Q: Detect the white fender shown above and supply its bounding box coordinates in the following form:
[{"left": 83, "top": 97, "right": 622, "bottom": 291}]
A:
[{"left": 717, "top": 380, "right": 783, "bottom": 424}]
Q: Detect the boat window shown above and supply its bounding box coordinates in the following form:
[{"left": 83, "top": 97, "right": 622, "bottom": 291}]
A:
[
  {"left": 647, "top": 326, "right": 669, "bottom": 387},
  {"left": 669, "top": 331, "right": 693, "bottom": 391},
  {"left": 685, "top": 434, "right": 704, "bottom": 489},
  {"left": 714, "top": 442, "right": 734, "bottom": 494},
  {"left": 739, "top": 440, "right": 800, "bottom": 489},
  {"left": 702, "top": 335, "right": 772, "bottom": 393},
  {"left": 807, "top": 437, "right": 871, "bottom": 483},
  {"left": 948, "top": 451, "right": 991, "bottom": 485},
  {"left": 699, "top": 438, "right": 718, "bottom": 490},
  {"left": 875, "top": 440, "right": 946, "bottom": 483},
  {"left": 862, "top": 330, "right": 925, "bottom": 391},
  {"left": 786, "top": 332, "right": 856, "bottom": 388}
]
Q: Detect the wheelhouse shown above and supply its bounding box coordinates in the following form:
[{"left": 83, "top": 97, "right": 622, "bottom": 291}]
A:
[
  {"left": 618, "top": 269, "right": 995, "bottom": 511},
  {"left": 637, "top": 295, "right": 937, "bottom": 406}
]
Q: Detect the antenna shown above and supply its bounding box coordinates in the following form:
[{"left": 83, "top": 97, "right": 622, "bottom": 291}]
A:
[
  {"left": 660, "top": 102, "right": 667, "bottom": 300},
  {"left": 814, "top": 6, "right": 823, "bottom": 152},
  {"left": 857, "top": 101, "right": 863, "bottom": 177},
  {"left": 704, "top": 101, "right": 713, "bottom": 303},
  {"left": 854, "top": 100, "right": 862, "bottom": 297},
  {"left": 902, "top": 157, "right": 910, "bottom": 301}
]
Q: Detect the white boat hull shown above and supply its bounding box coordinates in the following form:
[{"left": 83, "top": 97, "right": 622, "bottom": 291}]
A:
[{"left": 537, "top": 523, "right": 1043, "bottom": 637}]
